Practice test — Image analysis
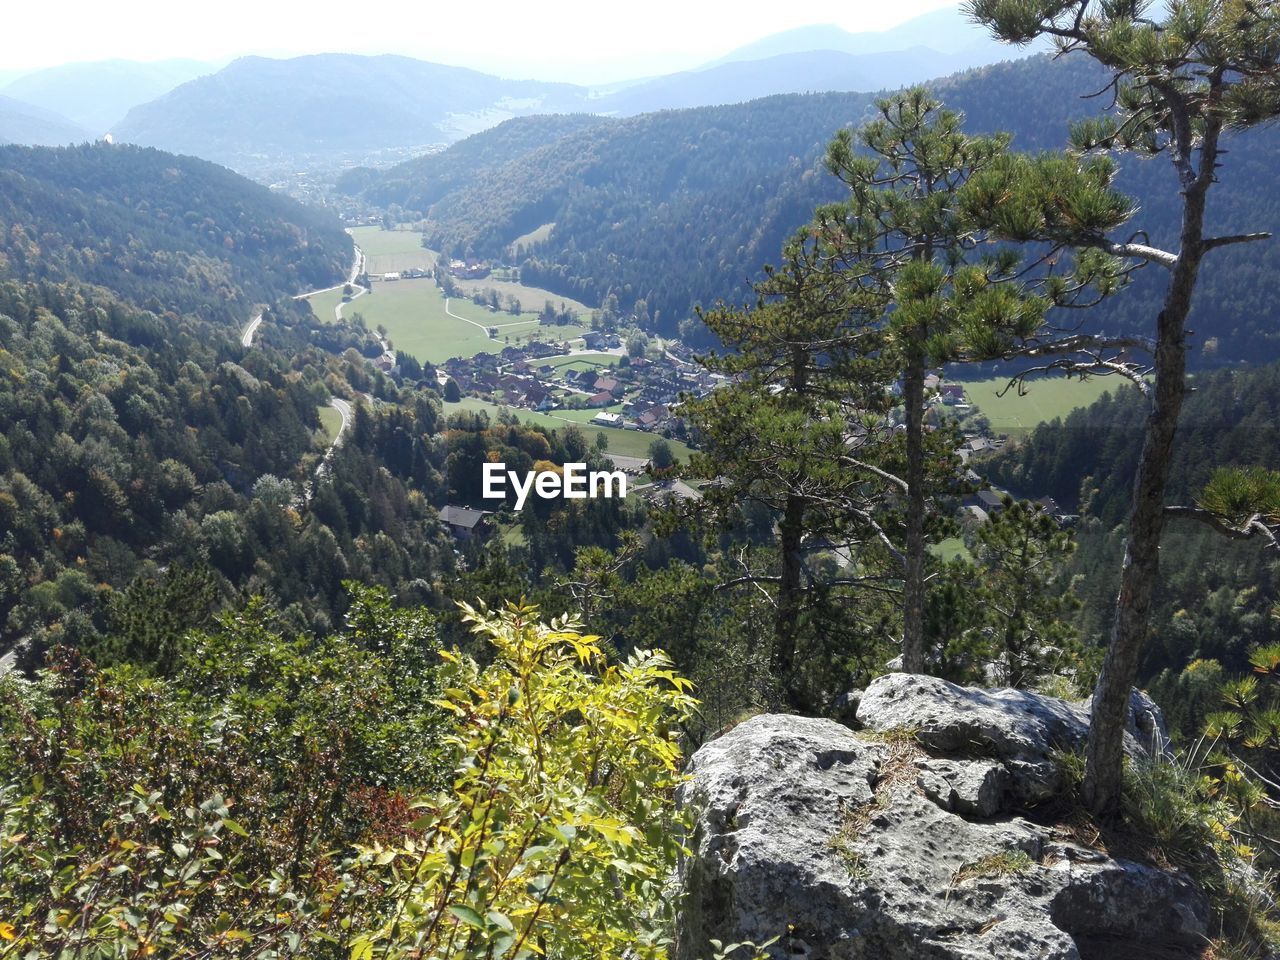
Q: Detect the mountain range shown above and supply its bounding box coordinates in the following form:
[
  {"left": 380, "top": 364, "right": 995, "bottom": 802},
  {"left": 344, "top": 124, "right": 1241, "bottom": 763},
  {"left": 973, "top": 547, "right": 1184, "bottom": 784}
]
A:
[
  {"left": 0, "top": 7, "right": 1047, "bottom": 174},
  {"left": 0, "top": 95, "right": 90, "bottom": 146}
]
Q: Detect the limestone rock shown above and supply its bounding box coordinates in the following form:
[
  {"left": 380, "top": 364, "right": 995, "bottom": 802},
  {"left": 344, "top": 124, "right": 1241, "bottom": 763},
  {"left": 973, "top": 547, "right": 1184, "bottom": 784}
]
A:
[
  {"left": 915, "top": 758, "right": 1009, "bottom": 818},
  {"left": 676, "top": 690, "right": 1208, "bottom": 960},
  {"left": 855, "top": 674, "right": 1167, "bottom": 804}
]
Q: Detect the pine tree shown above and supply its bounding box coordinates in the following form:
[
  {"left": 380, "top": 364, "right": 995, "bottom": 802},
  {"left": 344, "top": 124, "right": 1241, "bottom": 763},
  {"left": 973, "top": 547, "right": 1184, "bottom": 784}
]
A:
[
  {"left": 683, "top": 245, "right": 898, "bottom": 708},
  {"left": 967, "top": 0, "right": 1280, "bottom": 816},
  {"left": 812, "top": 89, "right": 1050, "bottom": 671}
]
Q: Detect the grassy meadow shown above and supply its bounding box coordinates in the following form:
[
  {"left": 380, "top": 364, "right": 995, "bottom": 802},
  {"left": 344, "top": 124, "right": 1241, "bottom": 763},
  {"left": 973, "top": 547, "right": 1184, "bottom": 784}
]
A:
[
  {"left": 317, "top": 404, "right": 344, "bottom": 443},
  {"left": 958, "top": 375, "right": 1132, "bottom": 438},
  {"left": 349, "top": 226, "right": 435, "bottom": 274},
  {"left": 308, "top": 278, "right": 590, "bottom": 363}
]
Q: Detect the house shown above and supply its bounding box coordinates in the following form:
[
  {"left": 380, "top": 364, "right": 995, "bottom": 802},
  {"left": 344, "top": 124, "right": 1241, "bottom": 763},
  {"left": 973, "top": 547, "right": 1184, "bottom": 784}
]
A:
[
  {"left": 439, "top": 505, "right": 492, "bottom": 541},
  {"left": 593, "top": 376, "right": 622, "bottom": 395},
  {"left": 643, "top": 479, "right": 702, "bottom": 504},
  {"left": 585, "top": 391, "right": 615, "bottom": 408},
  {"left": 940, "top": 384, "right": 967, "bottom": 404},
  {"left": 523, "top": 385, "right": 553, "bottom": 410},
  {"left": 1035, "top": 496, "right": 1062, "bottom": 516},
  {"left": 449, "top": 259, "right": 490, "bottom": 280},
  {"left": 581, "top": 331, "right": 621, "bottom": 350},
  {"left": 975, "top": 489, "right": 1008, "bottom": 513},
  {"left": 590, "top": 411, "right": 624, "bottom": 427},
  {"left": 630, "top": 356, "right": 653, "bottom": 370},
  {"left": 605, "top": 454, "right": 651, "bottom": 475},
  {"left": 525, "top": 341, "right": 562, "bottom": 359},
  {"left": 636, "top": 404, "right": 669, "bottom": 430},
  {"left": 373, "top": 349, "right": 397, "bottom": 373}
]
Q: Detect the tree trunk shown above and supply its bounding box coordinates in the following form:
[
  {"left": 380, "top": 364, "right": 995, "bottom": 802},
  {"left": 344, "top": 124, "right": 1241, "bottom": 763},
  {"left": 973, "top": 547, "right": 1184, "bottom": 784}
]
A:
[
  {"left": 901, "top": 355, "right": 927, "bottom": 673},
  {"left": 774, "top": 493, "right": 806, "bottom": 705},
  {"left": 1083, "top": 182, "right": 1208, "bottom": 817},
  {"left": 774, "top": 344, "right": 810, "bottom": 706}
]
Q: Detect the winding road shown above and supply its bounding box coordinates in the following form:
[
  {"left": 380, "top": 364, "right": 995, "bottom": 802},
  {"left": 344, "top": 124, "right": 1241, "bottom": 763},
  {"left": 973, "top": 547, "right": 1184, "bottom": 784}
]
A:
[
  {"left": 240, "top": 312, "right": 264, "bottom": 347},
  {"left": 239, "top": 248, "right": 363, "bottom": 485},
  {"left": 244, "top": 244, "right": 365, "bottom": 346}
]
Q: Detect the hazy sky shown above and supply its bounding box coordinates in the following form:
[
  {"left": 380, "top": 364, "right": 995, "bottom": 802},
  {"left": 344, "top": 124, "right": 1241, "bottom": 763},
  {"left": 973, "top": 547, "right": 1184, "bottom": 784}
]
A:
[{"left": 4, "top": 0, "right": 965, "bottom": 82}]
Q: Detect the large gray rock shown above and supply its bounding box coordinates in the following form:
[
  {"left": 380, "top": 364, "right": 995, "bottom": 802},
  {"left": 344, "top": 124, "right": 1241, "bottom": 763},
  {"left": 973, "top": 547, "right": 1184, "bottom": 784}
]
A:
[
  {"left": 856, "top": 674, "right": 1168, "bottom": 804},
  {"left": 676, "top": 690, "right": 1207, "bottom": 960}
]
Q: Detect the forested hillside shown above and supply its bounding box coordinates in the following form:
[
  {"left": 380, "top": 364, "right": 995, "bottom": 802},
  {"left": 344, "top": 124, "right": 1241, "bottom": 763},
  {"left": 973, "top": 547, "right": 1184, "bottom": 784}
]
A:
[
  {"left": 983, "top": 365, "right": 1280, "bottom": 704},
  {"left": 347, "top": 53, "right": 1280, "bottom": 363},
  {"left": 0, "top": 143, "right": 352, "bottom": 324}
]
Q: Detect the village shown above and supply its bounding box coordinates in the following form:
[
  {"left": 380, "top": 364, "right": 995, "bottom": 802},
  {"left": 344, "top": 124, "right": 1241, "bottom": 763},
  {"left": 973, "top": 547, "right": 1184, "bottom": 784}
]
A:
[{"left": 436, "top": 332, "right": 718, "bottom": 440}]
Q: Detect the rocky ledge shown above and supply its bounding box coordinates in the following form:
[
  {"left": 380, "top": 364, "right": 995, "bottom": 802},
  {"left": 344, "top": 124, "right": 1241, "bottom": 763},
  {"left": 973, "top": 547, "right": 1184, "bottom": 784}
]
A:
[{"left": 675, "top": 673, "right": 1208, "bottom": 960}]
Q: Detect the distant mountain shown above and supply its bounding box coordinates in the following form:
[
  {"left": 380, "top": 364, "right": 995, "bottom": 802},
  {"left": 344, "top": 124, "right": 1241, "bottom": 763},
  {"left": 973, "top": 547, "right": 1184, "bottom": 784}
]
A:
[
  {"left": 594, "top": 47, "right": 994, "bottom": 116},
  {"left": 0, "top": 95, "right": 89, "bottom": 146},
  {"left": 109, "top": 20, "right": 1047, "bottom": 177},
  {"left": 346, "top": 54, "right": 1280, "bottom": 365},
  {"left": 113, "top": 54, "right": 591, "bottom": 175},
  {"left": 0, "top": 142, "right": 351, "bottom": 321},
  {"left": 2, "top": 59, "right": 216, "bottom": 135},
  {"left": 707, "top": 8, "right": 1046, "bottom": 66}
]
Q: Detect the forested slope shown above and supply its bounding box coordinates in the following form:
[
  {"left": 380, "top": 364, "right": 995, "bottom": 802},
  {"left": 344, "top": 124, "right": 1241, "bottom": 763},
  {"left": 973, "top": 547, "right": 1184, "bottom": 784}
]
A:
[
  {"left": 347, "top": 53, "right": 1280, "bottom": 363},
  {"left": 0, "top": 142, "right": 352, "bottom": 324},
  {"left": 983, "top": 365, "right": 1280, "bottom": 692}
]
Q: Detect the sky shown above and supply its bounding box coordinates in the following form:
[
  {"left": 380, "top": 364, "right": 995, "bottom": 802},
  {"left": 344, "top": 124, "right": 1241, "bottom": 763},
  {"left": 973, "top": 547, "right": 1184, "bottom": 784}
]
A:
[{"left": 2, "top": 0, "right": 966, "bottom": 83}]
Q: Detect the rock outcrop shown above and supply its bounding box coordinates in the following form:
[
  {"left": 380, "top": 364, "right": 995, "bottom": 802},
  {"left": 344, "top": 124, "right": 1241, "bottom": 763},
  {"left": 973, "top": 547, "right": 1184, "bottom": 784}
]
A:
[{"left": 675, "top": 674, "right": 1208, "bottom": 960}]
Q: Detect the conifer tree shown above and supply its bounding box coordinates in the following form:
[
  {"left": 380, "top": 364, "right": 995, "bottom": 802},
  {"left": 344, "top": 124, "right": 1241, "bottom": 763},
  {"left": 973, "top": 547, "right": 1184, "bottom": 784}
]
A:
[
  {"left": 812, "top": 89, "right": 1051, "bottom": 671},
  {"left": 966, "top": 0, "right": 1280, "bottom": 816},
  {"left": 685, "top": 246, "right": 898, "bottom": 708}
]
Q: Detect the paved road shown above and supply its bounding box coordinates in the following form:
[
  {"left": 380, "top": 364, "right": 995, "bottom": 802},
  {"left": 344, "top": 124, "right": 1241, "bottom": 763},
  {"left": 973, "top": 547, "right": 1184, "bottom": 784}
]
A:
[
  {"left": 329, "top": 396, "right": 352, "bottom": 442},
  {"left": 240, "top": 312, "right": 264, "bottom": 347},
  {"left": 289, "top": 244, "right": 366, "bottom": 302},
  {"left": 247, "top": 245, "right": 365, "bottom": 346}
]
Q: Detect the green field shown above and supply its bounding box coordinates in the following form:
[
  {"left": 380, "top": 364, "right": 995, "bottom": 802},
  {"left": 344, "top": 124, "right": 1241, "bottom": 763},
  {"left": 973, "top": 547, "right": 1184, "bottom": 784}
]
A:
[
  {"left": 509, "top": 222, "right": 555, "bottom": 256},
  {"left": 317, "top": 404, "right": 343, "bottom": 443},
  {"left": 958, "top": 375, "right": 1132, "bottom": 437},
  {"left": 349, "top": 226, "right": 435, "bottom": 274},
  {"left": 308, "top": 287, "right": 348, "bottom": 323},
  {"left": 540, "top": 403, "right": 628, "bottom": 423},
  {"left": 451, "top": 275, "right": 593, "bottom": 318},
  {"left": 308, "top": 278, "right": 591, "bottom": 363},
  {"left": 443, "top": 397, "right": 690, "bottom": 461}
]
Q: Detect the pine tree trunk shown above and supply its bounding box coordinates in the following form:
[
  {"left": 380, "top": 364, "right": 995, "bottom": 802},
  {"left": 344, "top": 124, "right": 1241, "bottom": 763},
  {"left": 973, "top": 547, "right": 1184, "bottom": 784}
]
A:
[
  {"left": 1083, "top": 177, "right": 1209, "bottom": 817},
  {"left": 774, "top": 344, "right": 810, "bottom": 705},
  {"left": 902, "top": 355, "right": 927, "bottom": 673},
  {"left": 774, "top": 493, "right": 806, "bottom": 703}
]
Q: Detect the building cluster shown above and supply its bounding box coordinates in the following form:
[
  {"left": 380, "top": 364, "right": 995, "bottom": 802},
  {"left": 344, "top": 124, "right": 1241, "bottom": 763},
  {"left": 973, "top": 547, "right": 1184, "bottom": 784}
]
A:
[
  {"left": 448, "top": 258, "right": 491, "bottom": 280},
  {"left": 441, "top": 342, "right": 721, "bottom": 436}
]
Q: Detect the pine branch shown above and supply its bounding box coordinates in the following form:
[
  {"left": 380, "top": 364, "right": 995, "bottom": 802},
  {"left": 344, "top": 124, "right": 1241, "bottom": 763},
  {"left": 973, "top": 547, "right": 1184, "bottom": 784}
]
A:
[
  {"left": 1164, "top": 505, "right": 1280, "bottom": 547},
  {"left": 1204, "top": 232, "right": 1272, "bottom": 252}
]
